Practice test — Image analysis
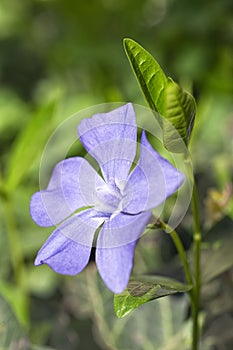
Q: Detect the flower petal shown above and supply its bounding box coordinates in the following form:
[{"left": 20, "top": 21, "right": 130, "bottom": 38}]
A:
[
  {"left": 35, "top": 209, "right": 105, "bottom": 275},
  {"left": 78, "top": 103, "right": 137, "bottom": 183},
  {"left": 123, "top": 131, "right": 185, "bottom": 214},
  {"left": 96, "top": 211, "right": 151, "bottom": 293},
  {"left": 30, "top": 157, "right": 105, "bottom": 227}
]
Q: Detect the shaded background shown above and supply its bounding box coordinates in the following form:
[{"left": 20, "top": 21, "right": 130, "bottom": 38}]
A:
[{"left": 0, "top": 0, "right": 232, "bottom": 349}]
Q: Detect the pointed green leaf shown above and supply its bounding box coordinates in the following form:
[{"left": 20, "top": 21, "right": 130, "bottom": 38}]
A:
[
  {"left": 114, "top": 275, "right": 192, "bottom": 318},
  {"left": 124, "top": 38, "right": 168, "bottom": 114},
  {"left": 124, "top": 38, "right": 196, "bottom": 152},
  {"left": 163, "top": 78, "right": 196, "bottom": 152}
]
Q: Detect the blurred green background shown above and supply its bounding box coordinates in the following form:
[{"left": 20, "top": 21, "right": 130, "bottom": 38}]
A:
[{"left": 0, "top": 0, "right": 232, "bottom": 349}]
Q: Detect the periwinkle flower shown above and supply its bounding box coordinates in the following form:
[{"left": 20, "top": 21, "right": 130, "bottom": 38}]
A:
[{"left": 30, "top": 103, "right": 184, "bottom": 293}]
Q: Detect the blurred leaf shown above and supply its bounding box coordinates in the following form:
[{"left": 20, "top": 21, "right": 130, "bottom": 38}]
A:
[
  {"left": 202, "top": 234, "right": 233, "bottom": 283},
  {"left": 124, "top": 38, "right": 167, "bottom": 114},
  {"left": 202, "top": 274, "right": 233, "bottom": 321},
  {"left": 114, "top": 275, "right": 192, "bottom": 318},
  {"left": 205, "top": 183, "right": 233, "bottom": 226},
  {"left": 0, "top": 1, "right": 27, "bottom": 38},
  {"left": 190, "top": 94, "right": 232, "bottom": 162},
  {"left": 0, "top": 294, "right": 29, "bottom": 349},
  {"left": 0, "top": 203, "right": 10, "bottom": 279},
  {"left": 10, "top": 186, "right": 51, "bottom": 256},
  {"left": 0, "top": 89, "right": 29, "bottom": 136},
  {"left": 28, "top": 265, "right": 59, "bottom": 298},
  {"left": 163, "top": 79, "right": 196, "bottom": 152},
  {"left": 5, "top": 100, "right": 57, "bottom": 192},
  {"left": 202, "top": 313, "right": 233, "bottom": 350},
  {"left": 0, "top": 281, "right": 28, "bottom": 327},
  {"left": 124, "top": 38, "right": 196, "bottom": 152},
  {"left": 29, "top": 345, "right": 56, "bottom": 350}
]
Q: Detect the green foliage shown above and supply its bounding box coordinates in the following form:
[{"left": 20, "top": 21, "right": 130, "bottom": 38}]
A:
[
  {"left": 163, "top": 79, "right": 196, "bottom": 152},
  {"left": 5, "top": 100, "right": 58, "bottom": 193},
  {"left": 202, "top": 221, "right": 233, "bottom": 284},
  {"left": 29, "top": 346, "right": 56, "bottom": 350},
  {"left": 0, "top": 294, "right": 56, "bottom": 350},
  {"left": 124, "top": 38, "right": 167, "bottom": 114},
  {"left": 114, "top": 275, "right": 192, "bottom": 318},
  {"left": 124, "top": 38, "right": 196, "bottom": 152},
  {"left": 0, "top": 294, "right": 28, "bottom": 349},
  {"left": 0, "top": 281, "right": 28, "bottom": 328},
  {"left": 0, "top": 89, "right": 29, "bottom": 137}
]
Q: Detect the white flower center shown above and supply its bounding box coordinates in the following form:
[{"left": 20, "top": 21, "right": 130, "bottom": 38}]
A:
[{"left": 94, "top": 182, "right": 123, "bottom": 214}]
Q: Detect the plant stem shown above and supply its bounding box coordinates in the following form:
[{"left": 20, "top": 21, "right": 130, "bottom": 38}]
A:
[
  {"left": 160, "top": 220, "right": 193, "bottom": 288},
  {"left": 191, "top": 184, "right": 201, "bottom": 350}
]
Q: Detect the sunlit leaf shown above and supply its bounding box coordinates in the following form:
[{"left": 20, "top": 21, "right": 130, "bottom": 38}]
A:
[
  {"left": 114, "top": 275, "right": 192, "bottom": 318},
  {"left": 0, "top": 281, "right": 28, "bottom": 327},
  {"left": 163, "top": 78, "right": 196, "bottom": 151},
  {"left": 124, "top": 38, "right": 196, "bottom": 152},
  {"left": 124, "top": 38, "right": 167, "bottom": 114}
]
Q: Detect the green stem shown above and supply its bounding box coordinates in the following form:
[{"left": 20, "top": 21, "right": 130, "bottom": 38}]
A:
[
  {"left": 160, "top": 220, "right": 193, "bottom": 288},
  {"left": 191, "top": 184, "right": 201, "bottom": 350}
]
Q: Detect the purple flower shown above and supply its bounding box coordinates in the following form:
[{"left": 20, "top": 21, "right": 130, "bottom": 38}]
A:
[{"left": 30, "top": 103, "right": 184, "bottom": 293}]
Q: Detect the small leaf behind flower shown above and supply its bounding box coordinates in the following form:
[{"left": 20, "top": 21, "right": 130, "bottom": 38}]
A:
[
  {"left": 114, "top": 275, "right": 192, "bottom": 318},
  {"left": 163, "top": 79, "right": 196, "bottom": 152}
]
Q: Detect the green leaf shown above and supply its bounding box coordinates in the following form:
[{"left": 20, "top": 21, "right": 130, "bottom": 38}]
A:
[
  {"left": 0, "top": 294, "right": 28, "bottom": 349},
  {"left": 5, "top": 100, "right": 57, "bottom": 192},
  {"left": 0, "top": 281, "right": 28, "bottom": 327},
  {"left": 114, "top": 275, "right": 192, "bottom": 318},
  {"left": 124, "top": 38, "right": 167, "bottom": 114},
  {"left": 0, "top": 89, "right": 29, "bottom": 136},
  {"left": 124, "top": 38, "right": 196, "bottom": 152},
  {"left": 163, "top": 78, "right": 196, "bottom": 152}
]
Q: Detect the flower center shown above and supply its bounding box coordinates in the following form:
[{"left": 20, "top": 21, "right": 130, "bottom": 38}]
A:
[{"left": 94, "top": 182, "right": 123, "bottom": 214}]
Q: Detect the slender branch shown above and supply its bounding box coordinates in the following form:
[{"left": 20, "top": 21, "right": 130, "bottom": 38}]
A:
[
  {"left": 192, "top": 184, "right": 201, "bottom": 235},
  {"left": 191, "top": 184, "right": 201, "bottom": 350},
  {"left": 159, "top": 220, "right": 193, "bottom": 288}
]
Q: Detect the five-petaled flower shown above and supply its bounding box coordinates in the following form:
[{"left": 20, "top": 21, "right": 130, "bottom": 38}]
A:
[{"left": 30, "top": 103, "right": 185, "bottom": 293}]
